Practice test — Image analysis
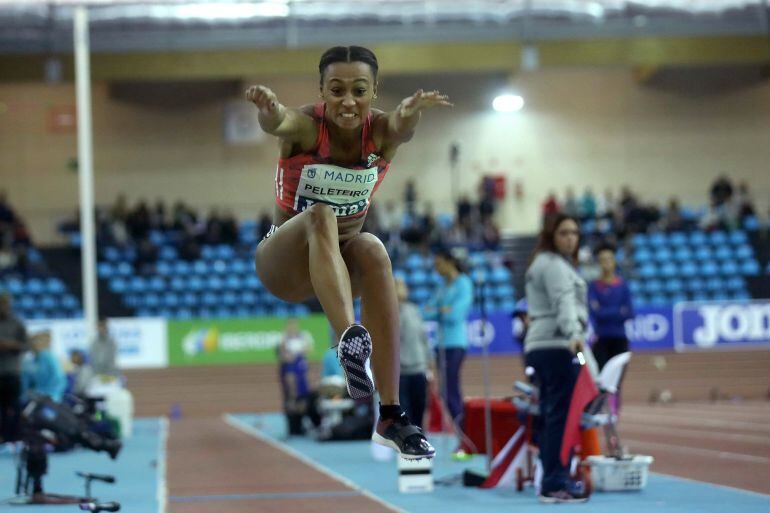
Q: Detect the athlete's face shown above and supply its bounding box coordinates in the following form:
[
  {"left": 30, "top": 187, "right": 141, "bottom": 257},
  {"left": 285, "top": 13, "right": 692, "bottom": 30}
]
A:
[{"left": 320, "top": 61, "right": 377, "bottom": 130}]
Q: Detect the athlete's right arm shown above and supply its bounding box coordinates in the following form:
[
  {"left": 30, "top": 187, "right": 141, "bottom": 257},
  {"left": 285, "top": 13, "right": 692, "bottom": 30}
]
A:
[{"left": 245, "top": 85, "right": 314, "bottom": 140}]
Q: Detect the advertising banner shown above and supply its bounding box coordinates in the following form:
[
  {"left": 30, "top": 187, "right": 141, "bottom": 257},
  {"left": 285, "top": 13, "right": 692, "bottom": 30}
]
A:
[
  {"left": 166, "top": 314, "right": 331, "bottom": 366},
  {"left": 674, "top": 299, "right": 770, "bottom": 351},
  {"left": 24, "top": 317, "right": 168, "bottom": 368}
]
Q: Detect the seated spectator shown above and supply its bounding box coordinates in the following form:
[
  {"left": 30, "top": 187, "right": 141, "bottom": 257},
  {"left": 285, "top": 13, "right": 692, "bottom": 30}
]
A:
[
  {"left": 67, "top": 349, "right": 95, "bottom": 396},
  {"left": 179, "top": 227, "right": 201, "bottom": 261},
  {"left": 562, "top": 187, "right": 579, "bottom": 218},
  {"left": 257, "top": 211, "right": 273, "bottom": 241},
  {"left": 663, "top": 197, "right": 685, "bottom": 232},
  {"left": 90, "top": 319, "right": 119, "bottom": 377},
  {"left": 541, "top": 191, "right": 560, "bottom": 226},
  {"left": 736, "top": 181, "right": 756, "bottom": 221},
  {"left": 580, "top": 187, "right": 597, "bottom": 221},
  {"left": 22, "top": 331, "right": 66, "bottom": 403},
  {"left": 710, "top": 174, "right": 734, "bottom": 207},
  {"left": 135, "top": 237, "right": 159, "bottom": 273},
  {"left": 220, "top": 209, "right": 239, "bottom": 245}
]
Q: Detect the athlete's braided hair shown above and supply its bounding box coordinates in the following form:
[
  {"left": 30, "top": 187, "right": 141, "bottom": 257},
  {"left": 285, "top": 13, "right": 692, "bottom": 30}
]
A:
[{"left": 318, "top": 46, "right": 379, "bottom": 85}]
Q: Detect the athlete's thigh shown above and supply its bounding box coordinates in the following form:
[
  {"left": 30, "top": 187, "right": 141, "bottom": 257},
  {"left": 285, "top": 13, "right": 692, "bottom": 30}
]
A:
[
  {"left": 341, "top": 232, "right": 392, "bottom": 298},
  {"left": 254, "top": 212, "right": 314, "bottom": 302}
]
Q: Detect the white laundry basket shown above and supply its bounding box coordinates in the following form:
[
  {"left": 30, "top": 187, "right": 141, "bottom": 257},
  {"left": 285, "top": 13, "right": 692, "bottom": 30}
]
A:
[{"left": 585, "top": 455, "right": 654, "bottom": 491}]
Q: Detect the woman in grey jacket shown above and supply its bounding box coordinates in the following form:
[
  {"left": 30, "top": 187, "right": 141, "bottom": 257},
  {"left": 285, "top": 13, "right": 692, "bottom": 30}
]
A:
[{"left": 524, "top": 213, "right": 589, "bottom": 504}]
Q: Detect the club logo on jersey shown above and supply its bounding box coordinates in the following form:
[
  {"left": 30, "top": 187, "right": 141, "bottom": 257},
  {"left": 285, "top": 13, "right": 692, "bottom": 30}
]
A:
[
  {"left": 367, "top": 153, "right": 380, "bottom": 167},
  {"left": 307, "top": 167, "right": 317, "bottom": 179}
]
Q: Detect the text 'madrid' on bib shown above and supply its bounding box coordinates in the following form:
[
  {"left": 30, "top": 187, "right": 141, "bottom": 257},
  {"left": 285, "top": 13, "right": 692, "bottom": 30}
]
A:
[{"left": 293, "top": 163, "right": 379, "bottom": 217}]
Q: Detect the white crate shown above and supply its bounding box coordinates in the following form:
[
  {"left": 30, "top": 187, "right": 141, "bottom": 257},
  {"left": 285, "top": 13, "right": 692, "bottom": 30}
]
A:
[{"left": 584, "top": 455, "right": 654, "bottom": 491}]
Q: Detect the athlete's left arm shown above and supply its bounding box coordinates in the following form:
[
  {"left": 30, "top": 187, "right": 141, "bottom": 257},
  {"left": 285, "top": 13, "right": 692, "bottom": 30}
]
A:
[{"left": 384, "top": 89, "right": 452, "bottom": 145}]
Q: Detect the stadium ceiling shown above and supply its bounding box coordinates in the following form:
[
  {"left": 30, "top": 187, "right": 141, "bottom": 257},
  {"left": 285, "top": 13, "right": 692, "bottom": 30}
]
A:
[
  {"left": 0, "top": 1, "right": 768, "bottom": 81},
  {"left": 0, "top": 1, "right": 767, "bottom": 54}
]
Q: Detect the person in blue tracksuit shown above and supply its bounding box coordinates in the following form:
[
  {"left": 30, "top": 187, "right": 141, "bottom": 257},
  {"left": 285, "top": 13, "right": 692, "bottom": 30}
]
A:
[
  {"left": 588, "top": 242, "right": 634, "bottom": 371},
  {"left": 424, "top": 249, "right": 473, "bottom": 429}
]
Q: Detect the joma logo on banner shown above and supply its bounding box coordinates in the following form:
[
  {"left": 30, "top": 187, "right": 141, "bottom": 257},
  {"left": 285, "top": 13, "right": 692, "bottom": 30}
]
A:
[{"left": 674, "top": 301, "right": 770, "bottom": 350}]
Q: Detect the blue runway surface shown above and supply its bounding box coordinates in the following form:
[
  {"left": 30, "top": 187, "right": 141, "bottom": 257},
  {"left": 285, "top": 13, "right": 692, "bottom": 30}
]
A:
[
  {"left": 0, "top": 418, "right": 165, "bottom": 513},
  {"left": 227, "top": 412, "right": 770, "bottom": 513}
]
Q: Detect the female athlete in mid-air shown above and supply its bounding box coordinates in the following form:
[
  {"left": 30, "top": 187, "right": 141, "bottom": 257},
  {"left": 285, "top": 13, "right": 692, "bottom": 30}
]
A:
[{"left": 246, "top": 46, "right": 450, "bottom": 458}]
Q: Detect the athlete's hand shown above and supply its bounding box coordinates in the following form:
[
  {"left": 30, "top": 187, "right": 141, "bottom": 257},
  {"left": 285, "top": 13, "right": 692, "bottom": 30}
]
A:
[
  {"left": 398, "top": 89, "right": 452, "bottom": 117},
  {"left": 245, "top": 85, "right": 280, "bottom": 115}
]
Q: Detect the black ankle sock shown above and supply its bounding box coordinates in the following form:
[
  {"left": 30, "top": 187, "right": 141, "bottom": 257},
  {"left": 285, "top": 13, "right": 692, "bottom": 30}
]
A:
[{"left": 379, "top": 403, "right": 403, "bottom": 421}]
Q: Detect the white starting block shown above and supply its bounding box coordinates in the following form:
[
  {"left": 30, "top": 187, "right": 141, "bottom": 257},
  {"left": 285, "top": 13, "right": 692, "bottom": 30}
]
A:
[{"left": 397, "top": 456, "right": 434, "bottom": 493}]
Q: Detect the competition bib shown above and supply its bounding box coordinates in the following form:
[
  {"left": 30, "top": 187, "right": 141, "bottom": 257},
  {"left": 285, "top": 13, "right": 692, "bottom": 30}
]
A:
[{"left": 293, "top": 163, "right": 378, "bottom": 217}]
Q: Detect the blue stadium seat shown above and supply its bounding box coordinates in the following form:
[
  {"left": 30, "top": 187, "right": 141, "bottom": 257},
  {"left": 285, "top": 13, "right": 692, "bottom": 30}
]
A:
[
  {"left": 729, "top": 231, "right": 748, "bottom": 245},
  {"left": 628, "top": 280, "right": 642, "bottom": 295},
  {"left": 725, "top": 276, "right": 745, "bottom": 291},
  {"left": 163, "top": 293, "right": 180, "bottom": 308},
  {"left": 743, "top": 216, "right": 760, "bottom": 231},
  {"left": 61, "top": 296, "right": 78, "bottom": 309},
  {"left": 292, "top": 304, "right": 311, "bottom": 316},
  {"left": 688, "top": 231, "right": 707, "bottom": 246},
  {"left": 192, "top": 261, "right": 210, "bottom": 275},
  {"left": 232, "top": 259, "right": 251, "bottom": 275},
  {"left": 155, "top": 261, "right": 172, "bottom": 275},
  {"left": 214, "top": 307, "right": 232, "bottom": 318},
  {"left": 175, "top": 308, "right": 194, "bottom": 319},
  {"left": 224, "top": 275, "right": 243, "bottom": 290},
  {"left": 471, "top": 268, "right": 487, "bottom": 283},
  {"left": 97, "top": 262, "right": 113, "bottom": 277},
  {"left": 409, "top": 269, "right": 430, "bottom": 287},
  {"left": 493, "top": 283, "right": 515, "bottom": 300},
  {"left": 207, "top": 276, "right": 224, "bottom": 291},
  {"left": 128, "top": 276, "right": 148, "bottom": 293},
  {"left": 148, "top": 276, "right": 165, "bottom": 291},
  {"left": 216, "top": 245, "right": 235, "bottom": 259},
  {"left": 649, "top": 294, "right": 667, "bottom": 306},
  {"left": 699, "top": 261, "right": 719, "bottom": 277},
  {"left": 210, "top": 260, "right": 228, "bottom": 274},
  {"left": 711, "top": 291, "right": 730, "bottom": 301},
  {"left": 109, "top": 278, "right": 127, "bottom": 293},
  {"left": 713, "top": 246, "right": 734, "bottom": 261},
  {"left": 690, "top": 291, "right": 709, "bottom": 302},
  {"left": 103, "top": 246, "right": 121, "bottom": 262},
  {"left": 634, "top": 294, "right": 649, "bottom": 307},
  {"left": 634, "top": 246, "right": 653, "bottom": 265},
  {"left": 4, "top": 278, "right": 23, "bottom": 294},
  {"left": 174, "top": 261, "right": 192, "bottom": 275},
  {"left": 672, "top": 247, "right": 693, "bottom": 262},
  {"left": 632, "top": 233, "right": 648, "bottom": 247},
  {"left": 410, "top": 287, "right": 432, "bottom": 304},
  {"left": 222, "top": 291, "right": 238, "bottom": 306},
  {"left": 648, "top": 233, "right": 666, "bottom": 248},
  {"left": 734, "top": 245, "right": 753, "bottom": 260},
  {"left": 644, "top": 279, "right": 663, "bottom": 294},
  {"left": 669, "top": 293, "right": 687, "bottom": 305},
  {"left": 659, "top": 262, "right": 678, "bottom": 278},
  {"left": 720, "top": 261, "right": 739, "bottom": 276},
  {"left": 669, "top": 232, "right": 688, "bottom": 247},
  {"left": 694, "top": 246, "right": 714, "bottom": 261},
  {"left": 144, "top": 293, "right": 161, "bottom": 308},
  {"left": 188, "top": 276, "right": 205, "bottom": 291},
  {"left": 405, "top": 253, "right": 425, "bottom": 271},
  {"left": 664, "top": 279, "right": 684, "bottom": 294},
  {"left": 490, "top": 266, "right": 512, "bottom": 284},
  {"left": 116, "top": 262, "right": 133, "bottom": 276},
  {"left": 638, "top": 263, "right": 656, "bottom": 279},
  {"left": 46, "top": 278, "right": 65, "bottom": 294},
  {"left": 731, "top": 291, "right": 751, "bottom": 301},
  {"left": 687, "top": 277, "right": 705, "bottom": 292},
  {"left": 201, "top": 245, "right": 216, "bottom": 260},
  {"left": 709, "top": 231, "right": 728, "bottom": 245},
  {"left": 705, "top": 277, "right": 725, "bottom": 292},
  {"left": 654, "top": 247, "right": 673, "bottom": 263},
  {"left": 740, "top": 259, "right": 760, "bottom": 276},
  {"left": 159, "top": 246, "right": 178, "bottom": 260},
  {"left": 26, "top": 279, "right": 44, "bottom": 294},
  {"left": 181, "top": 292, "right": 197, "bottom": 307},
  {"left": 240, "top": 291, "right": 257, "bottom": 304}
]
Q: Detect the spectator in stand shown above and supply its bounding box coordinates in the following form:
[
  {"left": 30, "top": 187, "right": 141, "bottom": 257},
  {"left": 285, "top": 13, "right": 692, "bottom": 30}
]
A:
[
  {"left": 0, "top": 292, "right": 28, "bottom": 443},
  {"left": 663, "top": 197, "right": 685, "bottom": 232},
  {"left": 67, "top": 349, "right": 94, "bottom": 397},
  {"left": 205, "top": 208, "right": 223, "bottom": 245},
  {"left": 710, "top": 174, "right": 734, "bottom": 208},
  {"left": 179, "top": 226, "right": 202, "bottom": 261},
  {"left": 90, "top": 319, "right": 119, "bottom": 377},
  {"left": 736, "top": 181, "right": 756, "bottom": 222},
  {"left": 542, "top": 191, "right": 560, "bottom": 226},
  {"left": 580, "top": 188, "right": 597, "bottom": 221},
  {"left": 110, "top": 194, "right": 129, "bottom": 227},
  {"left": 395, "top": 277, "right": 432, "bottom": 429},
  {"left": 151, "top": 200, "right": 167, "bottom": 231},
  {"left": 481, "top": 218, "right": 501, "bottom": 250},
  {"left": 404, "top": 179, "right": 418, "bottom": 216},
  {"left": 562, "top": 187, "right": 579, "bottom": 218},
  {"left": 257, "top": 211, "right": 273, "bottom": 241},
  {"left": 596, "top": 188, "right": 615, "bottom": 220},
  {"left": 135, "top": 237, "right": 159, "bottom": 273},
  {"left": 220, "top": 209, "right": 239, "bottom": 245},
  {"left": 172, "top": 200, "right": 197, "bottom": 232},
  {"left": 127, "top": 200, "right": 152, "bottom": 241},
  {"left": 456, "top": 194, "right": 473, "bottom": 227},
  {"left": 21, "top": 331, "right": 66, "bottom": 403}
]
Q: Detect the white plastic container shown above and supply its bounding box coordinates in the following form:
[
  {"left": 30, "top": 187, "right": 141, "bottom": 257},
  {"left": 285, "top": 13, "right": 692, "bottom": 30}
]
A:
[{"left": 584, "top": 455, "right": 654, "bottom": 491}]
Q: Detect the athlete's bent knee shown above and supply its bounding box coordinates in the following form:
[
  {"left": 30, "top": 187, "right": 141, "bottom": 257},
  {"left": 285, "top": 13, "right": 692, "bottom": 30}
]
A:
[{"left": 307, "top": 203, "right": 337, "bottom": 234}]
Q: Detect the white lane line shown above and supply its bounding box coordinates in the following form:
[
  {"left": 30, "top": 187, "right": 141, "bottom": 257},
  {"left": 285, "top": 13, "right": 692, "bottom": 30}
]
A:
[
  {"left": 621, "top": 424, "right": 770, "bottom": 444},
  {"left": 624, "top": 405, "right": 770, "bottom": 423},
  {"left": 652, "top": 471, "right": 770, "bottom": 499},
  {"left": 157, "top": 417, "right": 169, "bottom": 513},
  {"left": 625, "top": 438, "right": 770, "bottom": 465},
  {"left": 223, "top": 414, "right": 408, "bottom": 513},
  {"left": 621, "top": 412, "right": 770, "bottom": 433}
]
